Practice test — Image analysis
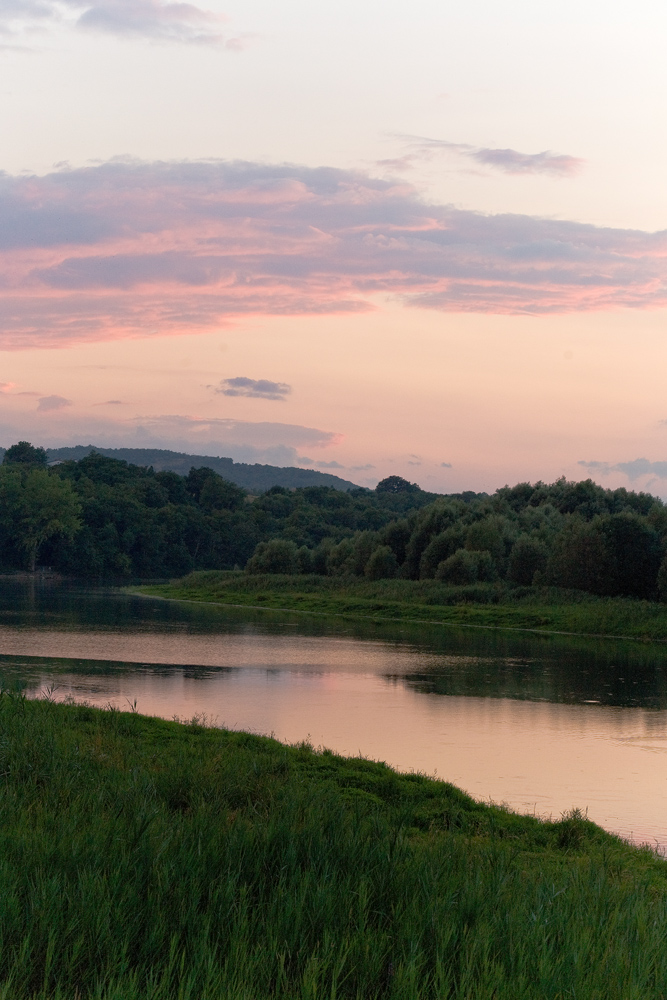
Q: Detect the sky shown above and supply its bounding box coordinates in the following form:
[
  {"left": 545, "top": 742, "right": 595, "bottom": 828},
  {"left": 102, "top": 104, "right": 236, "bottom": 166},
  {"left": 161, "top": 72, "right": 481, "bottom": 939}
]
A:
[{"left": 0, "top": 0, "right": 667, "bottom": 493}]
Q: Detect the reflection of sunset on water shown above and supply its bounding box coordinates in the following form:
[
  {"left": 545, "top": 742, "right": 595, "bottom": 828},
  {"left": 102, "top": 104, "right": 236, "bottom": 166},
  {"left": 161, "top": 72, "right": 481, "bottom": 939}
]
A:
[
  {"left": 3, "top": 584, "right": 667, "bottom": 851},
  {"left": 20, "top": 664, "right": 667, "bottom": 851}
]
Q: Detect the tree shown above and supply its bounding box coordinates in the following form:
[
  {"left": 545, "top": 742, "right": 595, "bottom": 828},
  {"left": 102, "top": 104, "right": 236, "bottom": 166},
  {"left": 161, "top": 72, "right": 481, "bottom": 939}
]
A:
[
  {"left": 375, "top": 476, "right": 420, "bottom": 494},
  {"left": 507, "top": 535, "right": 548, "bottom": 586},
  {"left": 377, "top": 518, "right": 411, "bottom": 566},
  {"left": 596, "top": 512, "right": 661, "bottom": 598},
  {"left": 1, "top": 468, "right": 82, "bottom": 571},
  {"left": 3, "top": 441, "right": 48, "bottom": 467},
  {"left": 435, "top": 549, "right": 496, "bottom": 585},
  {"left": 464, "top": 517, "right": 507, "bottom": 562},
  {"left": 419, "top": 526, "right": 465, "bottom": 579},
  {"left": 186, "top": 467, "right": 245, "bottom": 512},
  {"left": 546, "top": 519, "right": 611, "bottom": 594},
  {"left": 245, "top": 539, "right": 299, "bottom": 574},
  {"left": 658, "top": 556, "right": 667, "bottom": 601},
  {"left": 365, "top": 545, "right": 398, "bottom": 580}
]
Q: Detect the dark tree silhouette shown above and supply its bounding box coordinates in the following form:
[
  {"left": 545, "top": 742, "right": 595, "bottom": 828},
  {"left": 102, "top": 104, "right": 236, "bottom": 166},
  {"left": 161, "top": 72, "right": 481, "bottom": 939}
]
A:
[
  {"left": 3, "top": 441, "right": 48, "bottom": 467},
  {"left": 375, "top": 476, "right": 420, "bottom": 494}
]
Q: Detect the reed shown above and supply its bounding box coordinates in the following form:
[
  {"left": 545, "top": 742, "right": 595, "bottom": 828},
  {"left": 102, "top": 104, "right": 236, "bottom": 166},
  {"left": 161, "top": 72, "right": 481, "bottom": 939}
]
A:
[
  {"left": 0, "top": 694, "right": 666, "bottom": 998},
  {"left": 137, "top": 570, "right": 667, "bottom": 641}
]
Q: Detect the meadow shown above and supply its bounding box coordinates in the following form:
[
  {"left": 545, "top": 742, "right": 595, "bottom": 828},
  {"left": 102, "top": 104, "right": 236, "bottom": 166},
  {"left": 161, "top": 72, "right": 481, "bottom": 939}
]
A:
[
  {"left": 137, "top": 570, "right": 667, "bottom": 642},
  {"left": 2, "top": 692, "right": 667, "bottom": 999}
]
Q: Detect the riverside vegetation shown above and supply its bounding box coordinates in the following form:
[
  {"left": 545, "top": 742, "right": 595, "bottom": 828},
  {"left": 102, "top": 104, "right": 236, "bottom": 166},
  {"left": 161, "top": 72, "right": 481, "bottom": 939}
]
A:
[
  {"left": 5, "top": 441, "right": 667, "bottom": 609},
  {"left": 137, "top": 571, "right": 667, "bottom": 642},
  {"left": 2, "top": 691, "right": 667, "bottom": 1000}
]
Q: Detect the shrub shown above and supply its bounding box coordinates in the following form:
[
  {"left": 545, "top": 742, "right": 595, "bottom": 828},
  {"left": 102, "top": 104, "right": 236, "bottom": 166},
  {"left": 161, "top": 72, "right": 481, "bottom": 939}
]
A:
[{"left": 245, "top": 539, "right": 299, "bottom": 574}]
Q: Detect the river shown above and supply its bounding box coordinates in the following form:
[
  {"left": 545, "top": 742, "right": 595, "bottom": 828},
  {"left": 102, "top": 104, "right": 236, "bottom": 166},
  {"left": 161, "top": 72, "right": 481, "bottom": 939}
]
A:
[{"left": 1, "top": 580, "right": 666, "bottom": 848}]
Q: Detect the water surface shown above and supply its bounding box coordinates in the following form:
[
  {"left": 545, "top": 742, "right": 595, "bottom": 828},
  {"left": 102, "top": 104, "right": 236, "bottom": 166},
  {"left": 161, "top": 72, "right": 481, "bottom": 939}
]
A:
[{"left": 2, "top": 581, "right": 667, "bottom": 848}]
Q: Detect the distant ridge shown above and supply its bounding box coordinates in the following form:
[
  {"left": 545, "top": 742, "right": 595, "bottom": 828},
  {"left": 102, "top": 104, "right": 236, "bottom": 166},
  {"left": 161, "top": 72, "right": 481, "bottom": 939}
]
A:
[{"left": 36, "top": 445, "right": 362, "bottom": 492}]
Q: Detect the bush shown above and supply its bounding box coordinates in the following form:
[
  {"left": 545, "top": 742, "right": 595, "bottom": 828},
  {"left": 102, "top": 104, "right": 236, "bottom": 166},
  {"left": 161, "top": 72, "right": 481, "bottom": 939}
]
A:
[{"left": 245, "top": 539, "right": 299, "bottom": 574}]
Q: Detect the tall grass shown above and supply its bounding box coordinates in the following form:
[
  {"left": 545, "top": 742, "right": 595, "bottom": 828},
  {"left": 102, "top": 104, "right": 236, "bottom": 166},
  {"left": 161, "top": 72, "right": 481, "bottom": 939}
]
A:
[
  {"left": 137, "top": 570, "right": 667, "bottom": 641},
  {"left": 1, "top": 694, "right": 667, "bottom": 998}
]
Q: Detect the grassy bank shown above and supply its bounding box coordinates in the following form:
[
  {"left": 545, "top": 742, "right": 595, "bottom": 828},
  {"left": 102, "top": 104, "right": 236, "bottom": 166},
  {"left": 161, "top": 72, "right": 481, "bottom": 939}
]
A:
[
  {"left": 136, "top": 570, "right": 667, "bottom": 641},
  {"left": 1, "top": 694, "right": 667, "bottom": 999}
]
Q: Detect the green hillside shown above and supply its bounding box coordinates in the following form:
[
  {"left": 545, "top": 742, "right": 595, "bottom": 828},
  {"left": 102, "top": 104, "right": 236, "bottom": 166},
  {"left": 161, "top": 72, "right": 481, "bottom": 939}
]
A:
[{"left": 0, "top": 445, "right": 362, "bottom": 492}]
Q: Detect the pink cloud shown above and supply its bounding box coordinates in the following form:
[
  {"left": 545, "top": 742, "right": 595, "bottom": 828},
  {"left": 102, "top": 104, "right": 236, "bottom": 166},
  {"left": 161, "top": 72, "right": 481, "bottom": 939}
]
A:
[{"left": 0, "top": 158, "right": 665, "bottom": 348}]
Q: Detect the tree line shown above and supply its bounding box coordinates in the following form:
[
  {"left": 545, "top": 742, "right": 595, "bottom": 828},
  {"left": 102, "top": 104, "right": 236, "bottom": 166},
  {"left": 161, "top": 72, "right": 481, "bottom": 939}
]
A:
[
  {"left": 0, "top": 444, "right": 444, "bottom": 578},
  {"left": 2, "top": 441, "right": 667, "bottom": 600},
  {"left": 245, "top": 476, "right": 667, "bottom": 600}
]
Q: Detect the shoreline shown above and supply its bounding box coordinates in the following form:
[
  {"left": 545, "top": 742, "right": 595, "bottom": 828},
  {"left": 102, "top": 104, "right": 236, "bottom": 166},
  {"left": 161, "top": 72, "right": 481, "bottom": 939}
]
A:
[
  {"left": 2, "top": 695, "right": 667, "bottom": 998},
  {"left": 131, "top": 571, "right": 667, "bottom": 644}
]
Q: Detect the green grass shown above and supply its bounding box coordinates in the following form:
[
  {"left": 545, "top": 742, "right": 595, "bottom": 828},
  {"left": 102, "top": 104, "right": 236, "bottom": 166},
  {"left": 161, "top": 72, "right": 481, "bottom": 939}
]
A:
[
  {"left": 2, "top": 694, "right": 667, "bottom": 998},
  {"left": 135, "top": 570, "right": 667, "bottom": 642}
]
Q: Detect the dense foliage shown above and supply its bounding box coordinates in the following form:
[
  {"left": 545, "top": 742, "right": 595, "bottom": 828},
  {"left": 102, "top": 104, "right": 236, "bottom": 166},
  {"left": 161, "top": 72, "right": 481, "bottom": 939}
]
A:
[
  {"left": 248, "top": 476, "right": 667, "bottom": 601},
  {"left": 0, "top": 445, "right": 444, "bottom": 579},
  {"left": 1, "top": 694, "right": 666, "bottom": 999},
  {"left": 3, "top": 441, "right": 667, "bottom": 599}
]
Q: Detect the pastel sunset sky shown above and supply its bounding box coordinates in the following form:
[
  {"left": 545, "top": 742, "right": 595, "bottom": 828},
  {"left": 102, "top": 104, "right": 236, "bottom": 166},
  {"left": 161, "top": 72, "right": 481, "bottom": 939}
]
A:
[{"left": 1, "top": 0, "right": 667, "bottom": 492}]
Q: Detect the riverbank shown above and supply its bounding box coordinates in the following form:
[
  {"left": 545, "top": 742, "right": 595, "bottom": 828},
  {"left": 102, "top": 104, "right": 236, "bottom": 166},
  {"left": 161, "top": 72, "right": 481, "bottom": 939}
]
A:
[
  {"left": 2, "top": 693, "right": 667, "bottom": 999},
  {"left": 135, "top": 570, "right": 667, "bottom": 641}
]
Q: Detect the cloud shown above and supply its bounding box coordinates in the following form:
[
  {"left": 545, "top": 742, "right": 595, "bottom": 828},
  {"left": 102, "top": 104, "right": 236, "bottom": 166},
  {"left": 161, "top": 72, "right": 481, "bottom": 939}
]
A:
[
  {"left": 37, "top": 394, "right": 72, "bottom": 411},
  {"left": 350, "top": 463, "right": 374, "bottom": 471},
  {"left": 579, "top": 458, "right": 667, "bottom": 481},
  {"left": 0, "top": 407, "right": 341, "bottom": 465},
  {"left": 216, "top": 376, "right": 291, "bottom": 400},
  {"left": 471, "top": 148, "right": 582, "bottom": 176},
  {"left": 0, "top": 0, "right": 234, "bottom": 46},
  {"left": 128, "top": 414, "right": 341, "bottom": 453},
  {"left": 440, "top": 462, "right": 452, "bottom": 468},
  {"left": 1, "top": 157, "right": 667, "bottom": 349},
  {"left": 296, "top": 456, "right": 345, "bottom": 468},
  {"left": 387, "top": 135, "right": 584, "bottom": 177}
]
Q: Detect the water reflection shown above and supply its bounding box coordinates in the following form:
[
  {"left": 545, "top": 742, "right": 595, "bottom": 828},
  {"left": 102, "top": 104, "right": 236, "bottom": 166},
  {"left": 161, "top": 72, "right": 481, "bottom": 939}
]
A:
[{"left": 1, "top": 581, "right": 667, "bottom": 847}]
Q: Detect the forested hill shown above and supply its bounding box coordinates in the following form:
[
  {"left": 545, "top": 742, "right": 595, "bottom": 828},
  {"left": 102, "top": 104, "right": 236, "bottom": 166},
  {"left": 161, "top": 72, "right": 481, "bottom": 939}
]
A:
[
  {"left": 5, "top": 439, "right": 666, "bottom": 602},
  {"left": 0, "top": 445, "right": 448, "bottom": 578},
  {"left": 0, "top": 445, "right": 361, "bottom": 493}
]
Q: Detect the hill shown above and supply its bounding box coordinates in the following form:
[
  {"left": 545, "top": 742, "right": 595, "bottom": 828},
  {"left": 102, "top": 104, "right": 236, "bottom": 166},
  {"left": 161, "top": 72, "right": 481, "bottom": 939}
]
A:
[{"left": 3, "top": 445, "right": 362, "bottom": 492}]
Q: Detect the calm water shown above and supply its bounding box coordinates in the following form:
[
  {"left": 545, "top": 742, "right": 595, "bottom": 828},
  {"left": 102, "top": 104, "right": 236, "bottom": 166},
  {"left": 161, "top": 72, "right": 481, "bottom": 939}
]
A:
[{"left": 2, "top": 581, "right": 667, "bottom": 847}]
